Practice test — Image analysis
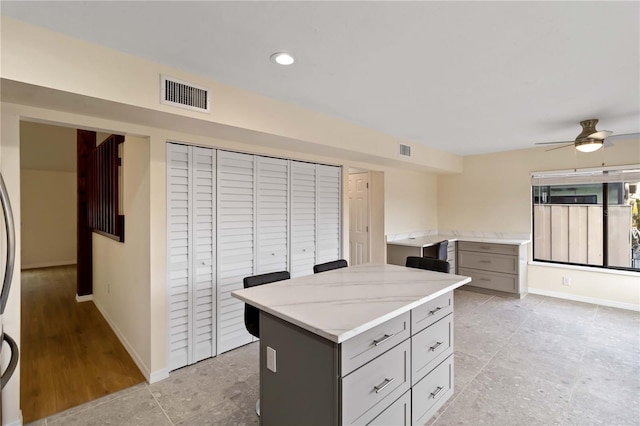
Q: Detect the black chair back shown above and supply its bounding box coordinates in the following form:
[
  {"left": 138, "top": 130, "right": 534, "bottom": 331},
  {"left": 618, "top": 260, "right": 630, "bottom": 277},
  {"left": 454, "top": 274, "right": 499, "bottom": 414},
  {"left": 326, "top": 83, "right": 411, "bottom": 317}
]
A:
[
  {"left": 406, "top": 256, "right": 450, "bottom": 273},
  {"left": 313, "top": 259, "right": 348, "bottom": 274},
  {"left": 433, "top": 240, "right": 449, "bottom": 261},
  {"left": 243, "top": 271, "right": 290, "bottom": 338}
]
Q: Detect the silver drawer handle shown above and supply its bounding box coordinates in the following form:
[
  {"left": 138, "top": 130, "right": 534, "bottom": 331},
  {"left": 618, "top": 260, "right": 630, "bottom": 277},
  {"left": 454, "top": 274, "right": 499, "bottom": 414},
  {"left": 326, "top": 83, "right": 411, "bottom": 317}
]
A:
[
  {"left": 479, "top": 277, "right": 491, "bottom": 282},
  {"left": 430, "top": 386, "right": 444, "bottom": 399},
  {"left": 479, "top": 260, "right": 492, "bottom": 263},
  {"left": 374, "top": 378, "right": 395, "bottom": 394},
  {"left": 429, "top": 341, "right": 443, "bottom": 352},
  {"left": 428, "top": 306, "right": 442, "bottom": 316},
  {"left": 372, "top": 333, "right": 395, "bottom": 346},
  {"left": 479, "top": 246, "right": 490, "bottom": 250}
]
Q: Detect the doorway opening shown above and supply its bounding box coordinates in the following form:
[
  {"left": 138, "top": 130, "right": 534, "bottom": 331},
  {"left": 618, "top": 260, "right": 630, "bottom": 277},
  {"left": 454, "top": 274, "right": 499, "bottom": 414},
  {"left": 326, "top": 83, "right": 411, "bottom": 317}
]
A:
[{"left": 19, "top": 121, "right": 144, "bottom": 423}]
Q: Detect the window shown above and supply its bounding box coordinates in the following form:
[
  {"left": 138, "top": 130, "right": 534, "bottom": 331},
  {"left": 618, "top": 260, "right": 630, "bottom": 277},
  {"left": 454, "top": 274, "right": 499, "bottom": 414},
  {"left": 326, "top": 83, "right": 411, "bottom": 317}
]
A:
[{"left": 532, "top": 165, "right": 640, "bottom": 271}]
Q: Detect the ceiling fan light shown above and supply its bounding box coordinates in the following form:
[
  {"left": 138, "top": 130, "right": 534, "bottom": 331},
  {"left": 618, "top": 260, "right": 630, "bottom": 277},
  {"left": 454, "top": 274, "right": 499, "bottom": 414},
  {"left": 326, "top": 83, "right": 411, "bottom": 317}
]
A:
[{"left": 575, "top": 139, "right": 603, "bottom": 153}]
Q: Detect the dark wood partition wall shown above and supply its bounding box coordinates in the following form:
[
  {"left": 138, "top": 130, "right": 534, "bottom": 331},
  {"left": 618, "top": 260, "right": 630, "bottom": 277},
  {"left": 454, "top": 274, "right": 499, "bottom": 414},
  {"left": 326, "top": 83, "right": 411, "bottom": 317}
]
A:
[
  {"left": 87, "top": 134, "right": 125, "bottom": 242},
  {"left": 77, "top": 131, "right": 125, "bottom": 296},
  {"left": 77, "top": 130, "right": 96, "bottom": 297}
]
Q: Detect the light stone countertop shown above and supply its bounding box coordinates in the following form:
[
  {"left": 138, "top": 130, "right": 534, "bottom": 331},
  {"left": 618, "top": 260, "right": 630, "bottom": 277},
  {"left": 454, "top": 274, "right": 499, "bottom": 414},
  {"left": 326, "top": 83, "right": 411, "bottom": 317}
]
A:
[
  {"left": 387, "top": 234, "right": 531, "bottom": 248},
  {"left": 231, "top": 263, "right": 471, "bottom": 344}
]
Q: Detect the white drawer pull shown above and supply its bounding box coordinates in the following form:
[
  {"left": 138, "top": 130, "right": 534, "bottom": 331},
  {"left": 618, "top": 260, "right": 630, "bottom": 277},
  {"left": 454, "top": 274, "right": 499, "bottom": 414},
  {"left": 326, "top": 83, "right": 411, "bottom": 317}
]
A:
[
  {"left": 428, "top": 341, "right": 443, "bottom": 352},
  {"left": 372, "top": 333, "right": 395, "bottom": 346},
  {"left": 430, "top": 386, "right": 444, "bottom": 399},
  {"left": 373, "top": 377, "right": 395, "bottom": 394},
  {"left": 428, "top": 306, "right": 443, "bottom": 316}
]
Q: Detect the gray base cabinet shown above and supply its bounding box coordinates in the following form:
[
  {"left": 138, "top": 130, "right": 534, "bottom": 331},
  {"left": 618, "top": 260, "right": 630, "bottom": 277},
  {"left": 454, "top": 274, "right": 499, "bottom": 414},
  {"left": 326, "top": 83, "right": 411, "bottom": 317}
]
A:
[
  {"left": 259, "top": 292, "right": 456, "bottom": 425},
  {"left": 457, "top": 241, "right": 528, "bottom": 298}
]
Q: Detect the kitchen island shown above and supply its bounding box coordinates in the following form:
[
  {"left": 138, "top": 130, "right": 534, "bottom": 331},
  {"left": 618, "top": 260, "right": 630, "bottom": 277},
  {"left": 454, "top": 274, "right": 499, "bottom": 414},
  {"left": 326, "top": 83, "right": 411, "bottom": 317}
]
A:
[{"left": 232, "top": 263, "right": 471, "bottom": 425}]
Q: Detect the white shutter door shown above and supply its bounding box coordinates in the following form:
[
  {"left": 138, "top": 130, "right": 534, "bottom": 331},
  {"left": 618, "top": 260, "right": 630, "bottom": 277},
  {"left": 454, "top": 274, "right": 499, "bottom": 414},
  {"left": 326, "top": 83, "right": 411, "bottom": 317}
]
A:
[
  {"left": 316, "top": 165, "right": 342, "bottom": 264},
  {"left": 217, "top": 150, "right": 254, "bottom": 353},
  {"left": 166, "top": 143, "right": 191, "bottom": 370},
  {"left": 256, "top": 157, "right": 289, "bottom": 274},
  {"left": 290, "top": 161, "right": 317, "bottom": 277},
  {"left": 192, "top": 147, "right": 216, "bottom": 362}
]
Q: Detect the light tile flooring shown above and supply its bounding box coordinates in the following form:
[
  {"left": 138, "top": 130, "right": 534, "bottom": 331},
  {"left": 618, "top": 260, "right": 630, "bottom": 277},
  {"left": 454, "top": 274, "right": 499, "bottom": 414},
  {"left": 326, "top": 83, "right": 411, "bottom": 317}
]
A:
[{"left": 28, "top": 289, "right": 639, "bottom": 425}]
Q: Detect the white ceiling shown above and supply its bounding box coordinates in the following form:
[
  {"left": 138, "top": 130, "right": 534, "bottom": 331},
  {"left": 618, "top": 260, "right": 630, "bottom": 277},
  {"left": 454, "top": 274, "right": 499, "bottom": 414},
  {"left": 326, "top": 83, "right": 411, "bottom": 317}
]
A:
[{"left": 2, "top": 1, "right": 639, "bottom": 156}]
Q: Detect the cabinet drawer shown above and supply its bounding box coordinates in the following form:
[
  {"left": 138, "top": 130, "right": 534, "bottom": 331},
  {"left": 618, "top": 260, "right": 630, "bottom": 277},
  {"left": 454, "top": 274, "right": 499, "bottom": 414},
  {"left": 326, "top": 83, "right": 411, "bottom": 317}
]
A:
[
  {"left": 458, "top": 241, "right": 519, "bottom": 256},
  {"left": 412, "top": 355, "right": 454, "bottom": 426},
  {"left": 342, "top": 339, "right": 411, "bottom": 425},
  {"left": 458, "top": 251, "right": 518, "bottom": 274},
  {"left": 341, "top": 311, "right": 410, "bottom": 375},
  {"left": 412, "top": 314, "right": 453, "bottom": 385},
  {"left": 367, "top": 390, "right": 411, "bottom": 426},
  {"left": 459, "top": 267, "right": 517, "bottom": 293},
  {"left": 411, "top": 292, "right": 453, "bottom": 335}
]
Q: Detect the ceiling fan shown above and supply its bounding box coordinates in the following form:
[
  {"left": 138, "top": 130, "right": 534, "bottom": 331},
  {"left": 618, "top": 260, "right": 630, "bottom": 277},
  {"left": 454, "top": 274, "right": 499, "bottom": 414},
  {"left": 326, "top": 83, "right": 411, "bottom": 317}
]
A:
[{"left": 535, "top": 119, "right": 638, "bottom": 153}]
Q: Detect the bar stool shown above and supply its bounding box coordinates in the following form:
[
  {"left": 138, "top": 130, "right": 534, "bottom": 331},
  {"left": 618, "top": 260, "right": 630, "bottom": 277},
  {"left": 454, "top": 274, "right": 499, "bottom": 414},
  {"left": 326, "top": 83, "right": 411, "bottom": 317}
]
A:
[
  {"left": 313, "top": 259, "right": 348, "bottom": 273},
  {"left": 406, "top": 256, "right": 450, "bottom": 273},
  {"left": 243, "top": 270, "right": 291, "bottom": 417}
]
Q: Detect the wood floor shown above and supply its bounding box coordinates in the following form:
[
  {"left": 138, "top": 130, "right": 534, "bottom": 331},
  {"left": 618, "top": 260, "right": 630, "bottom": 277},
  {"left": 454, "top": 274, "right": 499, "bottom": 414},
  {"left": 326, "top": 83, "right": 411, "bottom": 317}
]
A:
[{"left": 20, "top": 265, "right": 145, "bottom": 423}]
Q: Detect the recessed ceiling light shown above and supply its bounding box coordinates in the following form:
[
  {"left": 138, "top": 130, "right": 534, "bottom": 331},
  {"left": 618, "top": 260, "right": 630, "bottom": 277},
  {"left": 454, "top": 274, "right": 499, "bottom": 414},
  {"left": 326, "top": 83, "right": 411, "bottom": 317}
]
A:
[{"left": 270, "top": 52, "right": 295, "bottom": 66}]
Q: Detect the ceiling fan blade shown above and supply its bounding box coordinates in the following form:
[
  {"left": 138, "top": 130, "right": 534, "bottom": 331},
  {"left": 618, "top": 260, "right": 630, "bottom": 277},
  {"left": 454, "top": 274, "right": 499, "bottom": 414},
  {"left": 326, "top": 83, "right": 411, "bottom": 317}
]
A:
[
  {"left": 607, "top": 132, "right": 640, "bottom": 140},
  {"left": 544, "top": 143, "right": 574, "bottom": 152},
  {"left": 588, "top": 130, "right": 613, "bottom": 139},
  {"left": 535, "top": 140, "right": 574, "bottom": 145}
]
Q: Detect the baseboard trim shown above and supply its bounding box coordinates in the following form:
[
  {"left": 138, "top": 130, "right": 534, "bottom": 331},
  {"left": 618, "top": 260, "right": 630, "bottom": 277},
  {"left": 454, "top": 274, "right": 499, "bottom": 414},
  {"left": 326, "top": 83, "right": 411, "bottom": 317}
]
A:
[
  {"left": 75, "top": 293, "right": 93, "bottom": 303},
  {"left": 21, "top": 260, "right": 76, "bottom": 270},
  {"left": 149, "top": 368, "right": 170, "bottom": 384},
  {"left": 5, "top": 410, "right": 23, "bottom": 426},
  {"left": 528, "top": 287, "right": 640, "bottom": 312},
  {"left": 93, "top": 298, "right": 151, "bottom": 381}
]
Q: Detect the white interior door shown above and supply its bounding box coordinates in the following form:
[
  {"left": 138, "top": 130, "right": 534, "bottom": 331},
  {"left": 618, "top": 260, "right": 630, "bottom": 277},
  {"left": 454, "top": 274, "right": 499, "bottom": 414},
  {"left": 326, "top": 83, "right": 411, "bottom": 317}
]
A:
[
  {"left": 349, "top": 172, "right": 369, "bottom": 265},
  {"left": 217, "top": 150, "right": 254, "bottom": 353}
]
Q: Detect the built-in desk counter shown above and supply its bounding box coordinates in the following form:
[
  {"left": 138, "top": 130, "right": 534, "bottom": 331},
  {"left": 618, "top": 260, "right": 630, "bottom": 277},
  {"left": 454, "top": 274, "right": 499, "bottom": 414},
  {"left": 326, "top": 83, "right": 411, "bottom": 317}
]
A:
[
  {"left": 232, "top": 263, "right": 471, "bottom": 425},
  {"left": 387, "top": 235, "right": 531, "bottom": 298}
]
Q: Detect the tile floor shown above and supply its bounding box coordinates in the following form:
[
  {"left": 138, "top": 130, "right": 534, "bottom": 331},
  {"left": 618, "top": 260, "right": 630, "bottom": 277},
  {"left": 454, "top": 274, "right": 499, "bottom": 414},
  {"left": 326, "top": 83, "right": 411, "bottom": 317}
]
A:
[{"left": 27, "top": 289, "right": 640, "bottom": 425}]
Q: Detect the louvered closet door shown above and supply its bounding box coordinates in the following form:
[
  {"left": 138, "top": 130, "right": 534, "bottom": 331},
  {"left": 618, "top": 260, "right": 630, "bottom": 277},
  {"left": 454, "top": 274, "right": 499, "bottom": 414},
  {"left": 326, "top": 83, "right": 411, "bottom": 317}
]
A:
[
  {"left": 290, "top": 161, "right": 317, "bottom": 277},
  {"left": 192, "top": 147, "right": 216, "bottom": 362},
  {"left": 167, "top": 144, "right": 191, "bottom": 370},
  {"left": 166, "top": 144, "right": 216, "bottom": 370},
  {"left": 217, "top": 151, "right": 254, "bottom": 353},
  {"left": 256, "top": 157, "right": 289, "bottom": 274},
  {"left": 316, "top": 165, "right": 342, "bottom": 264}
]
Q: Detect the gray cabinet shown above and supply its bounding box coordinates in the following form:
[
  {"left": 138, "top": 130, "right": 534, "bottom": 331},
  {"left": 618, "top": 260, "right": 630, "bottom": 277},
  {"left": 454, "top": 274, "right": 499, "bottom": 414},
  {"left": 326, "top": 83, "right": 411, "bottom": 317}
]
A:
[
  {"left": 457, "top": 241, "right": 528, "bottom": 298},
  {"left": 259, "top": 291, "right": 456, "bottom": 425}
]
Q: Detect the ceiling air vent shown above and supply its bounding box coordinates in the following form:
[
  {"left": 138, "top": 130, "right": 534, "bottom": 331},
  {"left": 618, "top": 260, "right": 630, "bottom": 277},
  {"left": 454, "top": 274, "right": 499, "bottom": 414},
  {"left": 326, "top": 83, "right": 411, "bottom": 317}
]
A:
[
  {"left": 399, "top": 143, "right": 411, "bottom": 157},
  {"left": 161, "top": 75, "right": 210, "bottom": 113}
]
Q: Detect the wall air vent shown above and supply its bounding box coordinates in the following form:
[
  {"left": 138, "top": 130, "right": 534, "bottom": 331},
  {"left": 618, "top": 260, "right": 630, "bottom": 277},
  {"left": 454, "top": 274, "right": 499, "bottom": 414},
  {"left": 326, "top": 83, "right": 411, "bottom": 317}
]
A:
[
  {"left": 399, "top": 143, "right": 411, "bottom": 157},
  {"left": 161, "top": 75, "right": 210, "bottom": 113}
]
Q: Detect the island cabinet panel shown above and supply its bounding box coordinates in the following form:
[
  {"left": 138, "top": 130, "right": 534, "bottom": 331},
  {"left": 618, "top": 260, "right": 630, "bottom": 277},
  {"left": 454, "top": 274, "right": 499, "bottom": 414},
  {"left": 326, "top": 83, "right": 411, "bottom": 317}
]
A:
[
  {"left": 257, "top": 289, "right": 458, "bottom": 425},
  {"left": 368, "top": 390, "right": 411, "bottom": 426},
  {"left": 341, "top": 339, "right": 411, "bottom": 425},
  {"left": 411, "top": 292, "right": 453, "bottom": 333},
  {"left": 341, "top": 312, "right": 410, "bottom": 375},
  {"left": 412, "top": 355, "right": 454, "bottom": 426},
  {"left": 411, "top": 314, "right": 453, "bottom": 386}
]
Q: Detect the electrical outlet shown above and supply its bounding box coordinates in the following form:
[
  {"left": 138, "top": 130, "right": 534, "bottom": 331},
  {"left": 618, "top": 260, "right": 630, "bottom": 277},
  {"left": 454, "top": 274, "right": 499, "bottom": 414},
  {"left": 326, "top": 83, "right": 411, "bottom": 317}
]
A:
[
  {"left": 267, "top": 346, "right": 277, "bottom": 373},
  {"left": 562, "top": 276, "right": 571, "bottom": 286}
]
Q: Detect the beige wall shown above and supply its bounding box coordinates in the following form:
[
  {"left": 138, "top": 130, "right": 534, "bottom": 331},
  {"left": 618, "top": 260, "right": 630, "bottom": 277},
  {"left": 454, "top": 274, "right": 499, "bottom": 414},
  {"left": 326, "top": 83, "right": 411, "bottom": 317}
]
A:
[
  {"left": 438, "top": 139, "right": 640, "bottom": 308},
  {"left": 92, "top": 135, "right": 151, "bottom": 378},
  {"left": 20, "top": 169, "right": 76, "bottom": 269},
  {"left": 385, "top": 168, "right": 438, "bottom": 235}
]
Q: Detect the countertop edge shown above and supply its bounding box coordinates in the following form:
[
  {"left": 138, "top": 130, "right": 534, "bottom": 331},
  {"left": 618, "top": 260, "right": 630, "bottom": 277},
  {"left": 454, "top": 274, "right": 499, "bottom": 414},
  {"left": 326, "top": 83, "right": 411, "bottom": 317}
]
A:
[{"left": 387, "top": 237, "right": 531, "bottom": 248}]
